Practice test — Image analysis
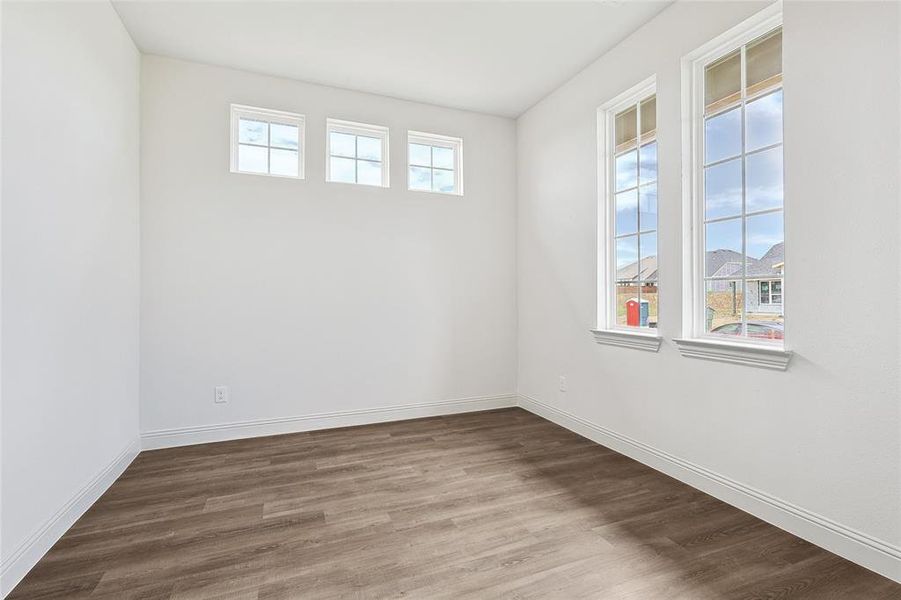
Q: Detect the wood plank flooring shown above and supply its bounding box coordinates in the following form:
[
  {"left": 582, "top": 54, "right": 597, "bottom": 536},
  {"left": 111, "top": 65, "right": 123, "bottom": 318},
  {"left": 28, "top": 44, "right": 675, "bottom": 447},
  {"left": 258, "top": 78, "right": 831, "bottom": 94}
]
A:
[{"left": 9, "top": 408, "right": 901, "bottom": 599}]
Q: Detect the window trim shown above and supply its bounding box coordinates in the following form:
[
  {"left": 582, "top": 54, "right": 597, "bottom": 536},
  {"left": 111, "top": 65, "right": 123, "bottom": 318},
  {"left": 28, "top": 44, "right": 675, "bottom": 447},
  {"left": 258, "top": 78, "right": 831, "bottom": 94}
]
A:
[
  {"left": 230, "top": 104, "right": 305, "bottom": 179},
  {"left": 326, "top": 118, "right": 390, "bottom": 187},
  {"left": 679, "top": 2, "right": 791, "bottom": 369},
  {"left": 593, "top": 75, "right": 660, "bottom": 350},
  {"left": 407, "top": 131, "right": 464, "bottom": 196}
]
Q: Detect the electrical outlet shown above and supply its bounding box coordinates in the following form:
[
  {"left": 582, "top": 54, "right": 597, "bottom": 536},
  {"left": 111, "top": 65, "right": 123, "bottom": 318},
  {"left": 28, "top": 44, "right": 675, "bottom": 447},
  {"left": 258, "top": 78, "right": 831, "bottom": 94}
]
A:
[
  {"left": 558, "top": 376, "right": 567, "bottom": 392},
  {"left": 214, "top": 385, "right": 229, "bottom": 404}
]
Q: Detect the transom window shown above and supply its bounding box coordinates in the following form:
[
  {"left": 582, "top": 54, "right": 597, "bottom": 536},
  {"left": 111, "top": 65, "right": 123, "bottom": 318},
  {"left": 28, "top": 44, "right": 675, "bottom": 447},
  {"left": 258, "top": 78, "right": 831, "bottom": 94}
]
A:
[
  {"left": 598, "top": 78, "right": 658, "bottom": 333},
  {"left": 407, "top": 131, "right": 463, "bottom": 195},
  {"left": 230, "top": 105, "right": 304, "bottom": 178},
  {"left": 687, "top": 18, "right": 784, "bottom": 345},
  {"left": 326, "top": 119, "right": 389, "bottom": 187}
]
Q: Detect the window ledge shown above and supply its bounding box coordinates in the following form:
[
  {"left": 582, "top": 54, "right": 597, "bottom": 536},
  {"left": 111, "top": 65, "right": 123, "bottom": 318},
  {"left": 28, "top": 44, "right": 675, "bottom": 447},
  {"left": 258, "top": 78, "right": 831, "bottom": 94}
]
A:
[
  {"left": 591, "top": 329, "right": 662, "bottom": 352},
  {"left": 672, "top": 337, "right": 792, "bottom": 370}
]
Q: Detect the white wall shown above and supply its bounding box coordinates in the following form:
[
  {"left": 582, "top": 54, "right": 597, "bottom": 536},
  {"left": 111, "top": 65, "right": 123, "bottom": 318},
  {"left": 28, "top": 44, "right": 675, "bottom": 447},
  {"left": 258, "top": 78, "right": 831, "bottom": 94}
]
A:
[
  {"left": 1, "top": 1, "right": 141, "bottom": 593},
  {"left": 517, "top": 0, "right": 900, "bottom": 579},
  {"left": 140, "top": 56, "right": 517, "bottom": 444}
]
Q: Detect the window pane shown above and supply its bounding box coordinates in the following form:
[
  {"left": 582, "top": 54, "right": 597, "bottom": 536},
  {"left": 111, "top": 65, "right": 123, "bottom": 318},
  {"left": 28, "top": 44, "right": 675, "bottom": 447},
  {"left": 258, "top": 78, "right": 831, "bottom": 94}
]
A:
[
  {"left": 746, "top": 281, "right": 783, "bottom": 339},
  {"left": 409, "top": 166, "right": 431, "bottom": 191},
  {"left": 746, "top": 211, "right": 783, "bottom": 267},
  {"left": 409, "top": 143, "right": 431, "bottom": 166},
  {"left": 745, "top": 321, "right": 784, "bottom": 340},
  {"left": 705, "top": 50, "right": 741, "bottom": 112},
  {"left": 433, "top": 168, "right": 455, "bottom": 193},
  {"left": 357, "top": 136, "right": 382, "bottom": 161},
  {"left": 639, "top": 185, "right": 657, "bottom": 232},
  {"left": 357, "top": 159, "right": 382, "bottom": 186},
  {"left": 747, "top": 29, "right": 782, "bottom": 94},
  {"left": 433, "top": 146, "right": 454, "bottom": 170},
  {"left": 614, "top": 150, "right": 637, "bottom": 192},
  {"left": 640, "top": 96, "right": 656, "bottom": 139},
  {"left": 615, "top": 282, "right": 638, "bottom": 328},
  {"left": 639, "top": 232, "right": 657, "bottom": 281},
  {"left": 641, "top": 283, "right": 659, "bottom": 328},
  {"left": 639, "top": 142, "right": 657, "bottom": 184},
  {"left": 330, "top": 132, "right": 356, "bottom": 158},
  {"left": 705, "top": 218, "right": 742, "bottom": 277},
  {"left": 614, "top": 105, "right": 637, "bottom": 151},
  {"left": 705, "top": 158, "right": 742, "bottom": 220},
  {"left": 616, "top": 284, "right": 651, "bottom": 328},
  {"left": 704, "top": 107, "right": 741, "bottom": 164},
  {"left": 615, "top": 189, "right": 638, "bottom": 236},
  {"left": 615, "top": 235, "right": 638, "bottom": 272},
  {"left": 706, "top": 279, "right": 744, "bottom": 335},
  {"left": 746, "top": 146, "right": 783, "bottom": 213},
  {"left": 270, "top": 123, "right": 298, "bottom": 149},
  {"left": 746, "top": 90, "right": 783, "bottom": 152},
  {"left": 239, "top": 118, "right": 267, "bottom": 145},
  {"left": 238, "top": 144, "right": 267, "bottom": 173},
  {"left": 269, "top": 148, "right": 298, "bottom": 177},
  {"left": 329, "top": 156, "right": 355, "bottom": 183}
]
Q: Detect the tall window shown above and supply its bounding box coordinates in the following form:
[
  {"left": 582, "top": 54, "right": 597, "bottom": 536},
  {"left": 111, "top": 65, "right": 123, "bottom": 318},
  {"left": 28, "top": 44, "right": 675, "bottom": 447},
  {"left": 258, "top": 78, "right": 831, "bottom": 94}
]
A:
[
  {"left": 408, "top": 131, "right": 463, "bottom": 195},
  {"left": 326, "top": 119, "right": 390, "bottom": 187},
  {"left": 598, "top": 79, "right": 658, "bottom": 334},
  {"left": 230, "top": 105, "right": 305, "bottom": 178},
  {"left": 687, "top": 15, "right": 784, "bottom": 345}
]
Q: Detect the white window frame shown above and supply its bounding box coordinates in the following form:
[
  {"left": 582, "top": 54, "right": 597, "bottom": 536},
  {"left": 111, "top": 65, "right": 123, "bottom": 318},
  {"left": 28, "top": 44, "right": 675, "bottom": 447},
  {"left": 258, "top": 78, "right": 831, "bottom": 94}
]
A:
[
  {"left": 591, "top": 76, "right": 661, "bottom": 352},
  {"left": 230, "top": 104, "right": 305, "bottom": 179},
  {"left": 676, "top": 2, "right": 791, "bottom": 370},
  {"left": 407, "top": 131, "right": 463, "bottom": 195},
  {"left": 326, "top": 118, "right": 390, "bottom": 187}
]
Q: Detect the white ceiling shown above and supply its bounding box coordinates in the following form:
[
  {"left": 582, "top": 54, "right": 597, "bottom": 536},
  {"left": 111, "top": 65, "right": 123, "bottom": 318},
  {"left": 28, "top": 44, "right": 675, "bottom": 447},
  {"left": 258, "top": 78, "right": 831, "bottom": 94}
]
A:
[{"left": 113, "top": 1, "right": 670, "bottom": 118}]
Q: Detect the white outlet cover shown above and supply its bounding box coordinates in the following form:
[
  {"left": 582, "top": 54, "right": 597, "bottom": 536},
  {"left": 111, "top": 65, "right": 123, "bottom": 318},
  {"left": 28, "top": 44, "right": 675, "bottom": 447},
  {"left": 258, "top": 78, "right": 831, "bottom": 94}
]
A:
[{"left": 214, "top": 385, "right": 229, "bottom": 403}]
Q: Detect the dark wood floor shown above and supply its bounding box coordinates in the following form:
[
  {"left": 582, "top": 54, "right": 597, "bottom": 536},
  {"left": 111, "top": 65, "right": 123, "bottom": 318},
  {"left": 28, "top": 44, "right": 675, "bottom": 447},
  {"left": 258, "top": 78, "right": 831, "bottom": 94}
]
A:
[{"left": 9, "top": 408, "right": 901, "bottom": 599}]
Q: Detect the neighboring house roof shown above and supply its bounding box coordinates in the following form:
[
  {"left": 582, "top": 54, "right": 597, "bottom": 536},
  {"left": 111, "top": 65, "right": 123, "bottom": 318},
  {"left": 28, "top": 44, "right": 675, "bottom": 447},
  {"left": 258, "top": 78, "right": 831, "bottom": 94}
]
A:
[
  {"left": 706, "top": 249, "right": 745, "bottom": 278},
  {"left": 615, "top": 243, "right": 784, "bottom": 281},
  {"left": 616, "top": 255, "right": 657, "bottom": 281},
  {"left": 747, "top": 242, "right": 784, "bottom": 277}
]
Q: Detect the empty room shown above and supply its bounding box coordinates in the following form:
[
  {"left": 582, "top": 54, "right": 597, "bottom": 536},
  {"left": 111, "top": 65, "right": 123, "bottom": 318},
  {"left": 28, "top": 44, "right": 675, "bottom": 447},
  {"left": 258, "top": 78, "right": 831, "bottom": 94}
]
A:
[{"left": 2, "top": 0, "right": 900, "bottom": 598}]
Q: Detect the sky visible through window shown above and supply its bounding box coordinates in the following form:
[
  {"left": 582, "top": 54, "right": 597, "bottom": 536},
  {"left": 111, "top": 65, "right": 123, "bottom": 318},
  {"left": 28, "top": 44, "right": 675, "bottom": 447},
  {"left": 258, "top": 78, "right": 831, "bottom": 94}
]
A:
[
  {"left": 329, "top": 130, "right": 384, "bottom": 186},
  {"left": 236, "top": 117, "right": 300, "bottom": 177},
  {"left": 408, "top": 140, "right": 457, "bottom": 194}
]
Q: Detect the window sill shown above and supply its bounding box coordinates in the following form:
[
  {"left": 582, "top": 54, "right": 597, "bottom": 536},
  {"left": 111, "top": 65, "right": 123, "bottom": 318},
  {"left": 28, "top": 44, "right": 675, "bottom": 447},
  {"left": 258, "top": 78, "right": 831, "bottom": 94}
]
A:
[
  {"left": 591, "top": 329, "right": 662, "bottom": 352},
  {"left": 672, "top": 337, "right": 792, "bottom": 370}
]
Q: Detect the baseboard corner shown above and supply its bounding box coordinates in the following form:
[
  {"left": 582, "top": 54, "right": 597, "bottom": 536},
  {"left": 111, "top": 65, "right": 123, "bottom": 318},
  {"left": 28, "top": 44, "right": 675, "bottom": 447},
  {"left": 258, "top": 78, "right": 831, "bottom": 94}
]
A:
[{"left": 1, "top": 438, "right": 140, "bottom": 598}]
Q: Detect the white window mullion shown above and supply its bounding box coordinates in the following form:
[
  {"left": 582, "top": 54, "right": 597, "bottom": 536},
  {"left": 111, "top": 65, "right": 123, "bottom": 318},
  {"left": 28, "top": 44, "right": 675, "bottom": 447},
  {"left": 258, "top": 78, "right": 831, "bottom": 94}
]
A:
[{"left": 739, "top": 42, "right": 748, "bottom": 332}]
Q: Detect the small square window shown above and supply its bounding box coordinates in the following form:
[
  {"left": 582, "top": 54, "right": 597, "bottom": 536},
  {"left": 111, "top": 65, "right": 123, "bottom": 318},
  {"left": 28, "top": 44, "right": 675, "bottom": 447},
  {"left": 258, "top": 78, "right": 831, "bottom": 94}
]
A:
[
  {"left": 326, "top": 119, "right": 390, "bottom": 187},
  {"left": 230, "top": 104, "right": 305, "bottom": 179},
  {"left": 407, "top": 131, "right": 463, "bottom": 195}
]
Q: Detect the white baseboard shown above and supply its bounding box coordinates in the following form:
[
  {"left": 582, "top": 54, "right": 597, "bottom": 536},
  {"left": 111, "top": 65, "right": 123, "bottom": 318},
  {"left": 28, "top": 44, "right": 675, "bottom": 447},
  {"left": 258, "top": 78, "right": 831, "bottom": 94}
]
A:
[
  {"left": 141, "top": 394, "right": 517, "bottom": 450},
  {"left": 0, "top": 439, "right": 140, "bottom": 598},
  {"left": 516, "top": 393, "right": 901, "bottom": 584}
]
